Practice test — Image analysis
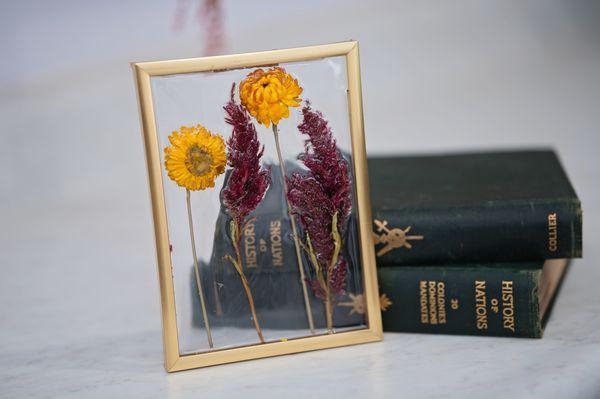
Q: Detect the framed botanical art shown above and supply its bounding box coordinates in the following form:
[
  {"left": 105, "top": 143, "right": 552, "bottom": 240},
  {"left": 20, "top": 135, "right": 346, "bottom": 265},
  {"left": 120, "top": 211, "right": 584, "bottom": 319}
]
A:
[{"left": 132, "top": 41, "right": 382, "bottom": 372}]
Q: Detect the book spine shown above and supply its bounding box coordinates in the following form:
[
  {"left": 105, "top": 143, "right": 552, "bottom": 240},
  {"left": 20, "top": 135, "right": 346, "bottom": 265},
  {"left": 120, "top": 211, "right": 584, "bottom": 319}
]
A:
[
  {"left": 378, "top": 265, "right": 543, "bottom": 337},
  {"left": 373, "top": 198, "right": 582, "bottom": 266}
]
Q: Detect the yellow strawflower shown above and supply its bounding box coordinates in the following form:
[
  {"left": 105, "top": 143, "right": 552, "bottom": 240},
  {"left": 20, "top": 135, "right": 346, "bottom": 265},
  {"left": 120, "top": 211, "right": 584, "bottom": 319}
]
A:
[
  {"left": 239, "top": 67, "right": 303, "bottom": 127},
  {"left": 164, "top": 125, "right": 226, "bottom": 191}
]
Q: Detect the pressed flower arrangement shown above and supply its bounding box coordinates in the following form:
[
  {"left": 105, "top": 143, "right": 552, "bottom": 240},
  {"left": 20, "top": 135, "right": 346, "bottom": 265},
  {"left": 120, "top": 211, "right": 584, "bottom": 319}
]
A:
[
  {"left": 239, "top": 67, "right": 316, "bottom": 333},
  {"left": 287, "top": 103, "right": 352, "bottom": 332},
  {"left": 222, "top": 85, "right": 270, "bottom": 343},
  {"left": 134, "top": 42, "right": 381, "bottom": 372},
  {"left": 163, "top": 124, "right": 226, "bottom": 348}
]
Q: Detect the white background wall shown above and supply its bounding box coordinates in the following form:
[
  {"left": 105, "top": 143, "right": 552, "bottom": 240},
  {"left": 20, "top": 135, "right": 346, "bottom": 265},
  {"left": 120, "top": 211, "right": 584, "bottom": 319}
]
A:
[{"left": 1, "top": 1, "right": 599, "bottom": 397}]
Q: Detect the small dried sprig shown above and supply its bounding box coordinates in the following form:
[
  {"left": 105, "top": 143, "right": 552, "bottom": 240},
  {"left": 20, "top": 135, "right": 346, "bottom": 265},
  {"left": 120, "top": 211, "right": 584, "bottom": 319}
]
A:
[
  {"left": 287, "top": 102, "right": 352, "bottom": 331},
  {"left": 222, "top": 84, "right": 271, "bottom": 343}
]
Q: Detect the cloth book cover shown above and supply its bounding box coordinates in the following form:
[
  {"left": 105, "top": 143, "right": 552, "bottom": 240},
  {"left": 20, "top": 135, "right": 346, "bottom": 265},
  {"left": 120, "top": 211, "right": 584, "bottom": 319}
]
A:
[
  {"left": 378, "top": 259, "right": 569, "bottom": 338},
  {"left": 370, "top": 149, "right": 582, "bottom": 265},
  {"left": 190, "top": 149, "right": 580, "bottom": 336}
]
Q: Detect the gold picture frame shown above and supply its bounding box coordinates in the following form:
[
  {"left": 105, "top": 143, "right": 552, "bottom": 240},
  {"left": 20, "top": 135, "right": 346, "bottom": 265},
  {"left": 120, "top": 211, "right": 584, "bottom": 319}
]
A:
[{"left": 132, "top": 41, "right": 382, "bottom": 372}]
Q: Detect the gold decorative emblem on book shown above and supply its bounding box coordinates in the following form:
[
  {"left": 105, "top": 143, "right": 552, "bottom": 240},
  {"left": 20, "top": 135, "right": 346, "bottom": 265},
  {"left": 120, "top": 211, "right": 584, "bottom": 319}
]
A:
[
  {"left": 338, "top": 293, "right": 392, "bottom": 315},
  {"left": 373, "top": 219, "right": 424, "bottom": 256},
  {"left": 379, "top": 293, "right": 392, "bottom": 311}
]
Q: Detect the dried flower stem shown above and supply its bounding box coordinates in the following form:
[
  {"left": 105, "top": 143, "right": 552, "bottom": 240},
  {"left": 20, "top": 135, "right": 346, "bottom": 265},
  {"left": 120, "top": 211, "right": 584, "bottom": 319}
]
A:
[
  {"left": 325, "top": 297, "right": 334, "bottom": 333},
  {"left": 286, "top": 104, "right": 352, "bottom": 334},
  {"left": 303, "top": 212, "right": 342, "bottom": 333},
  {"left": 225, "top": 221, "right": 264, "bottom": 343},
  {"left": 222, "top": 86, "right": 270, "bottom": 343},
  {"left": 186, "top": 189, "right": 214, "bottom": 348},
  {"left": 325, "top": 211, "right": 342, "bottom": 332},
  {"left": 272, "top": 123, "right": 316, "bottom": 334},
  {"left": 305, "top": 232, "right": 334, "bottom": 332}
]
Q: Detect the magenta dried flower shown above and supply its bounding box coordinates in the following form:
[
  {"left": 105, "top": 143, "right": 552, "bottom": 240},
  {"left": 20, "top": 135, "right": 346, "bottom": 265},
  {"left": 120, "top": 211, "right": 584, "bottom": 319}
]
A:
[
  {"left": 297, "top": 102, "right": 352, "bottom": 226},
  {"left": 222, "top": 84, "right": 270, "bottom": 343},
  {"left": 222, "top": 84, "right": 271, "bottom": 227},
  {"left": 287, "top": 102, "right": 352, "bottom": 331},
  {"left": 287, "top": 176, "right": 335, "bottom": 263}
]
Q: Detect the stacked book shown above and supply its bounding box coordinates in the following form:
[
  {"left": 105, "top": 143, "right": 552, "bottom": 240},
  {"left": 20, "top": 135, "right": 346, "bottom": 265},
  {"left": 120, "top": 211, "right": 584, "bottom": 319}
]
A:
[
  {"left": 372, "top": 150, "right": 582, "bottom": 337},
  {"left": 193, "top": 149, "right": 582, "bottom": 338}
]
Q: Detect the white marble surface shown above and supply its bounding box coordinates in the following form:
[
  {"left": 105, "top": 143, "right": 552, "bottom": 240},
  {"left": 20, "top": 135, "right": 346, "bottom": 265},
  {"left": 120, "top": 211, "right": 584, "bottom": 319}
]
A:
[{"left": 2, "top": 1, "right": 600, "bottom": 398}]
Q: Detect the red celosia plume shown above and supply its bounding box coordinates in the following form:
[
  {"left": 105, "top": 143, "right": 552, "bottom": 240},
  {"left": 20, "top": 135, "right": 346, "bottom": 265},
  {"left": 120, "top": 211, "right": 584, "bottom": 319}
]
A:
[
  {"left": 222, "top": 84, "right": 270, "bottom": 227},
  {"left": 287, "top": 103, "right": 352, "bottom": 299}
]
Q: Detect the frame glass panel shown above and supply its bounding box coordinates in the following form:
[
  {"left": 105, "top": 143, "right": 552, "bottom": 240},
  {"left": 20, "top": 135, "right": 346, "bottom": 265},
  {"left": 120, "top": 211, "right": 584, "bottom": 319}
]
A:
[{"left": 133, "top": 42, "right": 381, "bottom": 371}]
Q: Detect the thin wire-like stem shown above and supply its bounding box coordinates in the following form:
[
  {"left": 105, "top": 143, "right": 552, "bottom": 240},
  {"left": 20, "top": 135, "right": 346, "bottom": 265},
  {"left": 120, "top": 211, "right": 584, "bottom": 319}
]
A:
[
  {"left": 272, "top": 123, "right": 315, "bottom": 333},
  {"left": 233, "top": 228, "right": 264, "bottom": 343},
  {"left": 325, "top": 293, "right": 334, "bottom": 333},
  {"left": 324, "top": 212, "right": 342, "bottom": 333},
  {"left": 186, "top": 189, "right": 214, "bottom": 349}
]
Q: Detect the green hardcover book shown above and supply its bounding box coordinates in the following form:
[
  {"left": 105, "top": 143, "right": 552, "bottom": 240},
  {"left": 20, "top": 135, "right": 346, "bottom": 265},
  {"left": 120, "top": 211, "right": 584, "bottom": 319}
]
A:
[
  {"left": 369, "top": 150, "right": 582, "bottom": 265},
  {"left": 378, "top": 259, "right": 569, "bottom": 338},
  {"left": 190, "top": 150, "right": 580, "bottom": 335}
]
